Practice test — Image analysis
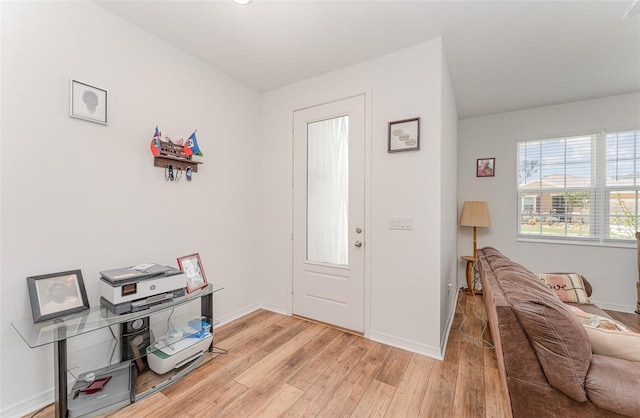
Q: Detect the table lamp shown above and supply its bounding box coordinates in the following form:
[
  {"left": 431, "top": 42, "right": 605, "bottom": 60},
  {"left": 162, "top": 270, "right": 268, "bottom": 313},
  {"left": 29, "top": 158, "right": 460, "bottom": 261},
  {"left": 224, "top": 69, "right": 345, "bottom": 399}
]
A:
[{"left": 460, "top": 201, "right": 491, "bottom": 259}]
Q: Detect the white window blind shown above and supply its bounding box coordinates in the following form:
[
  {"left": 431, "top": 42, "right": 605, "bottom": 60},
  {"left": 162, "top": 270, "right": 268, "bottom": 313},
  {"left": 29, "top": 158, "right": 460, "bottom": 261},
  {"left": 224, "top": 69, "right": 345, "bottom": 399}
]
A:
[{"left": 517, "top": 130, "right": 640, "bottom": 244}]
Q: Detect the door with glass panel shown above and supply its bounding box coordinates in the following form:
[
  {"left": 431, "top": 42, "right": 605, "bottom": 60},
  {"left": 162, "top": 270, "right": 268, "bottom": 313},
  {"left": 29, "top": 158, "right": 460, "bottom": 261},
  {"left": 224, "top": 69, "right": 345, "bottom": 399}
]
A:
[{"left": 293, "top": 95, "right": 365, "bottom": 333}]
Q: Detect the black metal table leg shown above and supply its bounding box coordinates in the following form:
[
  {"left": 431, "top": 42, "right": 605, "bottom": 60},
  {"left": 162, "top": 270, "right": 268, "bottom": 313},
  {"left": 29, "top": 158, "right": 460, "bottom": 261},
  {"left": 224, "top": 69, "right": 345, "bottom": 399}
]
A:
[
  {"left": 54, "top": 337, "right": 67, "bottom": 418},
  {"left": 201, "top": 292, "right": 213, "bottom": 351}
]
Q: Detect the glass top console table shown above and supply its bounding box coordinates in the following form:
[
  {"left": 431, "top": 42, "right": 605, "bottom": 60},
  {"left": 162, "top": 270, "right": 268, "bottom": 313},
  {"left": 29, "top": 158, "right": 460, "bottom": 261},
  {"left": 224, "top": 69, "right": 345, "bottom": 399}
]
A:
[{"left": 12, "top": 283, "right": 223, "bottom": 417}]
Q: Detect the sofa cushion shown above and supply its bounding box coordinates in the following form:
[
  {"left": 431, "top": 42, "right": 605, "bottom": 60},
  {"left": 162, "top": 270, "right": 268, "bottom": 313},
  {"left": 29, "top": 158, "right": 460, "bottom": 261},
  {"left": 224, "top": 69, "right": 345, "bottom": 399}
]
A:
[
  {"left": 535, "top": 273, "right": 592, "bottom": 304},
  {"left": 496, "top": 266, "right": 591, "bottom": 402},
  {"left": 585, "top": 355, "right": 640, "bottom": 417}
]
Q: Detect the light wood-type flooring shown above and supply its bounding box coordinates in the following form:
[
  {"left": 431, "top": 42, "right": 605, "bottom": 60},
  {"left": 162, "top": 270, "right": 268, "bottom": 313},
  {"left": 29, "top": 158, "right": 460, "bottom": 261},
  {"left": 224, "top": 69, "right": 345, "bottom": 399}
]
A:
[{"left": 29, "top": 291, "right": 639, "bottom": 418}]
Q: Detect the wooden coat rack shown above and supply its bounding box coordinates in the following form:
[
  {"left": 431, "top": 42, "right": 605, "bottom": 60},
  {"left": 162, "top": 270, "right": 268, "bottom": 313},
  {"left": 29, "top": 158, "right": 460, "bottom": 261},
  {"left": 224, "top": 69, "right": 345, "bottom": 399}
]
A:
[{"left": 153, "top": 142, "right": 202, "bottom": 173}]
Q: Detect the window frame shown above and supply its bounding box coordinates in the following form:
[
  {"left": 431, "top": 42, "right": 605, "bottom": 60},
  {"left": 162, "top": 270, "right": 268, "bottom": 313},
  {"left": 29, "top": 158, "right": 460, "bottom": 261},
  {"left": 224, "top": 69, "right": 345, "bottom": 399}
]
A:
[{"left": 516, "top": 130, "right": 640, "bottom": 247}]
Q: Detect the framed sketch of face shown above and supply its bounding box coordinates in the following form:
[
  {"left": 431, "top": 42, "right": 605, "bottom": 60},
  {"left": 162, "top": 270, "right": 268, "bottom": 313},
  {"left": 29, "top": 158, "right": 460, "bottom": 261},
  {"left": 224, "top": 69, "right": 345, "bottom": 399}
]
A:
[
  {"left": 177, "top": 253, "right": 208, "bottom": 293},
  {"left": 27, "top": 270, "right": 90, "bottom": 323},
  {"left": 70, "top": 79, "right": 108, "bottom": 124}
]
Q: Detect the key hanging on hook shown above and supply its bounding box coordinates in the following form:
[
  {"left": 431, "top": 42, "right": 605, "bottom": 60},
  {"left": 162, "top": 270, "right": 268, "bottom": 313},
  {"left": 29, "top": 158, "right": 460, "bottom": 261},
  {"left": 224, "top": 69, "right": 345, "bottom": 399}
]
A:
[{"left": 165, "top": 164, "right": 174, "bottom": 181}]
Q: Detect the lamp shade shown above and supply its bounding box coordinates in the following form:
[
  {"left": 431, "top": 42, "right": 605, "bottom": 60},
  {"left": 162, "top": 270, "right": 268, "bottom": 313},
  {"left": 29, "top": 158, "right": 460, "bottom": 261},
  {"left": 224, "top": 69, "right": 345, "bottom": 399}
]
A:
[{"left": 460, "top": 201, "right": 491, "bottom": 228}]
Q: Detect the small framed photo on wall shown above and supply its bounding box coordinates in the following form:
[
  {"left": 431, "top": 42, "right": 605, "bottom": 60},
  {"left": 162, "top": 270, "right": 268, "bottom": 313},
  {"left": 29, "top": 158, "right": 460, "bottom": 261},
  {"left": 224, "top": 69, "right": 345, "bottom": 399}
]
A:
[
  {"left": 388, "top": 117, "right": 420, "bottom": 152},
  {"left": 70, "top": 79, "right": 108, "bottom": 125},
  {"left": 477, "top": 158, "right": 495, "bottom": 177}
]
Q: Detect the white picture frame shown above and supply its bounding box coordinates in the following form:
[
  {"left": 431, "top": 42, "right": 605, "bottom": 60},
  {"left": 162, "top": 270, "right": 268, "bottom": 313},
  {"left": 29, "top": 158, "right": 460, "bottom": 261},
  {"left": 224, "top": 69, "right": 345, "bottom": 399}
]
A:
[{"left": 70, "top": 79, "right": 108, "bottom": 125}]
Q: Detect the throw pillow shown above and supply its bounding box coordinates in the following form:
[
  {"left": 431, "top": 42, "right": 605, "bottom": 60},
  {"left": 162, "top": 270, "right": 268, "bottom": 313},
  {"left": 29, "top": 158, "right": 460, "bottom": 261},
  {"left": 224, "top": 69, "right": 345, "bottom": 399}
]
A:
[
  {"left": 567, "top": 305, "right": 640, "bottom": 363},
  {"left": 567, "top": 305, "right": 631, "bottom": 331},
  {"left": 584, "top": 327, "right": 640, "bottom": 363},
  {"left": 535, "top": 273, "right": 592, "bottom": 304}
]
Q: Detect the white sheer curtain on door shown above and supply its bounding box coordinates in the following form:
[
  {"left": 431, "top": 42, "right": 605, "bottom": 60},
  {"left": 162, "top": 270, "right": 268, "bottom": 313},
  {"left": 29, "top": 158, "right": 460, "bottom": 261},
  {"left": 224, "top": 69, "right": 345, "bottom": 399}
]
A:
[{"left": 306, "top": 115, "right": 349, "bottom": 266}]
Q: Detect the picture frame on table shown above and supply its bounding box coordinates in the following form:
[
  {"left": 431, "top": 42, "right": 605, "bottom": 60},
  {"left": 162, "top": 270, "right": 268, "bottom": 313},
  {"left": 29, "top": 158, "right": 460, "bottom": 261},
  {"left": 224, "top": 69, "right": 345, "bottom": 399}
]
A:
[
  {"left": 70, "top": 79, "right": 108, "bottom": 125},
  {"left": 27, "top": 269, "right": 90, "bottom": 323},
  {"left": 477, "top": 158, "right": 495, "bottom": 177},
  {"left": 177, "top": 253, "right": 208, "bottom": 293},
  {"left": 388, "top": 117, "right": 420, "bottom": 152}
]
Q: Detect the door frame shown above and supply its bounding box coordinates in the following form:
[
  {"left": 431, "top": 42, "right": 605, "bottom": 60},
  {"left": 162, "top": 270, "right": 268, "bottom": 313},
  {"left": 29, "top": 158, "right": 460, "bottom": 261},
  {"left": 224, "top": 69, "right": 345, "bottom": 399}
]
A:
[{"left": 288, "top": 90, "right": 372, "bottom": 338}]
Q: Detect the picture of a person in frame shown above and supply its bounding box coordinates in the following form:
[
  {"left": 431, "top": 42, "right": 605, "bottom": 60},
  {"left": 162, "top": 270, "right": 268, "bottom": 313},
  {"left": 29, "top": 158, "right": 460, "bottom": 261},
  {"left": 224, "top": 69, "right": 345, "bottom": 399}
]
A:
[
  {"left": 37, "top": 275, "right": 83, "bottom": 315},
  {"left": 477, "top": 159, "right": 494, "bottom": 177}
]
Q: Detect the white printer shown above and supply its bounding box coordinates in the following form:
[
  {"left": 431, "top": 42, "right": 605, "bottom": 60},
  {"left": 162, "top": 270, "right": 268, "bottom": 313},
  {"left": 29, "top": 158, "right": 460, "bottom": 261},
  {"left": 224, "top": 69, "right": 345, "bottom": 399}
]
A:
[
  {"left": 99, "top": 264, "right": 187, "bottom": 314},
  {"left": 146, "top": 318, "right": 213, "bottom": 374}
]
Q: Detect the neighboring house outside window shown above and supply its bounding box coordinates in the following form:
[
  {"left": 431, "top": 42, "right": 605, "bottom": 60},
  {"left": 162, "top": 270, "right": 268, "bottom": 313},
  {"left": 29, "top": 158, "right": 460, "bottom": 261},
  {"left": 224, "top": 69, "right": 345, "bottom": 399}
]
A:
[{"left": 517, "top": 130, "right": 640, "bottom": 246}]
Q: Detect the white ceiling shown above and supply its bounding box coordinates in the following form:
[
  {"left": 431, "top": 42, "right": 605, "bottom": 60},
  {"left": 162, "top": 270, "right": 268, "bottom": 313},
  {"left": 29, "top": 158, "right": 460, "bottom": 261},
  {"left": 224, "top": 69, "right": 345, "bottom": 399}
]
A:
[{"left": 95, "top": 0, "right": 640, "bottom": 118}]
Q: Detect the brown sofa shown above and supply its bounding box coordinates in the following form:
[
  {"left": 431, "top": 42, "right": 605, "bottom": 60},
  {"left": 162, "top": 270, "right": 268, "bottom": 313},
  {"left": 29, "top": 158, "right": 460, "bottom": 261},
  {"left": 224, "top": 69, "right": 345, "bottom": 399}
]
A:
[{"left": 476, "top": 247, "right": 640, "bottom": 418}]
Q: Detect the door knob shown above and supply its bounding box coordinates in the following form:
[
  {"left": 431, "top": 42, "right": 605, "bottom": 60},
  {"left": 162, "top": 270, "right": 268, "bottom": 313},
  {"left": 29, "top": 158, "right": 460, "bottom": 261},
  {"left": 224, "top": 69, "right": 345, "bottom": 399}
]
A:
[{"left": 354, "top": 241, "right": 363, "bottom": 248}]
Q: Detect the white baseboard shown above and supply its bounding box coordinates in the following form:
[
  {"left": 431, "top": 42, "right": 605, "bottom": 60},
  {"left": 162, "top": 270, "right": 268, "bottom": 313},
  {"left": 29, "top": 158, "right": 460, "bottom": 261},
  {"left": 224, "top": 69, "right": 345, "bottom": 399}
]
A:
[
  {"left": 2, "top": 388, "right": 53, "bottom": 418},
  {"left": 591, "top": 299, "right": 636, "bottom": 314},
  {"left": 439, "top": 289, "right": 460, "bottom": 360},
  {"left": 213, "top": 301, "right": 289, "bottom": 329},
  {"left": 368, "top": 330, "right": 443, "bottom": 360}
]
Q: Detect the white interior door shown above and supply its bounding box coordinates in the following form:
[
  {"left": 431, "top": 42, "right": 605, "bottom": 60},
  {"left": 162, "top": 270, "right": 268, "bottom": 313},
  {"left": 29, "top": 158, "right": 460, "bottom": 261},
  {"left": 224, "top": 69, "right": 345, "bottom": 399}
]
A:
[{"left": 293, "top": 95, "right": 365, "bottom": 333}]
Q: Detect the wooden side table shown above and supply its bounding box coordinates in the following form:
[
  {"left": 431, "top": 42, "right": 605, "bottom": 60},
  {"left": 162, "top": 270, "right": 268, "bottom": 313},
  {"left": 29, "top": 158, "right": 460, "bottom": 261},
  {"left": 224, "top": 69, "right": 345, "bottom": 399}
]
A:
[{"left": 461, "top": 256, "right": 482, "bottom": 295}]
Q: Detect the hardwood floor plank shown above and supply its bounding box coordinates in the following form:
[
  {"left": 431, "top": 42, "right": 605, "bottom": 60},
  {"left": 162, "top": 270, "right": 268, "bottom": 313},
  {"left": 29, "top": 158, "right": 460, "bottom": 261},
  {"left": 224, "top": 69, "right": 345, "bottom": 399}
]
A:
[
  {"left": 246, "top": 383, "right": 304, "bottom": 418},
  {"left": 211, "top": 308, "right": 274, "bottom": 343},
  {"left": 217, "top": 324, "right": 340, "bottom": 417},
  {"left": 384, "top": 353, "right": 435, "bottom": 418},
  {"left": 107, "top": 392, "right": 170, "bottom": 418},
  {"left": 350, "top": 379, "right": 396, "bottom": 418},
  {"left": 286, "top": 328, "right": 356, "bottom": 391},
  {"left": 420, "top": 360, "right": 458, "bottom": 417},
  {"left": 212, "top": 309, "right": 285, "bottom": 350},
  {"left": 150, "top": 380, "right": 249, "bottom": 418},
  {"left": 316, "top": 359, "right": 380, "bottom": 417},
  {"left": 283, "top": 338, "right": 370, "bottom": 416},
  {"left": 453, "top": 298, "right": 487, "bottom": 418},
  {"left": 484, "top": 365, "right": 512, "bottom": 418},
  {"left": 375, "top": 347, "right": 412, "bottom": 387},
  {"left": 360, "top": 339, "right": 391, "bottom": 365},
  {"left": 233, "top": 322, "right": 325, "bottom": 387}
]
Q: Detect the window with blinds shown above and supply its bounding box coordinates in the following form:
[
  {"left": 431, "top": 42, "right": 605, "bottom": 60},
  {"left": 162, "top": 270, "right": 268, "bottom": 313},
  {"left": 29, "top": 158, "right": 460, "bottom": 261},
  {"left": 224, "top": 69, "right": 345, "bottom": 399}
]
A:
[{"left": 517, "top": 130, "right": 640, "bottom": 244}]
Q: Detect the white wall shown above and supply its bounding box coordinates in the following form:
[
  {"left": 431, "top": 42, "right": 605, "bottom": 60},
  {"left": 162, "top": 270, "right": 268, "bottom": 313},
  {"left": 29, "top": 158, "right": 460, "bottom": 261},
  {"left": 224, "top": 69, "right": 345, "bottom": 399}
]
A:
[
  {"left": 1, "top": 1, "right": 261, "bottom": 414},
  {"left": 439, "top": 50, "right": 459, "bottom": 345},
  {"left": 260, "top": 39, "right": 456, "bottom": 358},
  {"left": 458, "top": 92, "right": 640, "bottom": 312}
]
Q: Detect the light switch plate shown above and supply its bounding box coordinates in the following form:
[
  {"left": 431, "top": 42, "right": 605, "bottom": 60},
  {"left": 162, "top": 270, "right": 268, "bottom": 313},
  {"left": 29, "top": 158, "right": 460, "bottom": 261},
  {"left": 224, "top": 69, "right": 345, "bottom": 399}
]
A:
[{"left": 389, "top": 216, "right": 413, "bottom": 230}]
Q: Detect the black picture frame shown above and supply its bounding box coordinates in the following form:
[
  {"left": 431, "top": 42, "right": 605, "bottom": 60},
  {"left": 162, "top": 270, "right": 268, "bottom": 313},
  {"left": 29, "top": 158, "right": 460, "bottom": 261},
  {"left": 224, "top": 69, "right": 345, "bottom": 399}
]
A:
[
  {"left": 388, "top": 117, "right": 420, "bottom": 152},
  {"left": 27, "top": 269, "right": 90, "bottom": 323},
  {"left": 477, "top": 157, "right": 495, "bottom": 177}
]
